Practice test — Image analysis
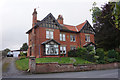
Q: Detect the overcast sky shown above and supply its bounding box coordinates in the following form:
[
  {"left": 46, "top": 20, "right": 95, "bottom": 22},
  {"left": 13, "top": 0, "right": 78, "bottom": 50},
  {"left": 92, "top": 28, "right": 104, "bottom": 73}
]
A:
[{"left": 0, "top": 0, "right": 108, "bottom": 50}]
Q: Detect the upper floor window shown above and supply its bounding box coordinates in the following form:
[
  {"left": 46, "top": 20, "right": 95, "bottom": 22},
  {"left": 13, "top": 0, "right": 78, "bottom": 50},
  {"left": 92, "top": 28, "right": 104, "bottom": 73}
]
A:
[
  {"left": 60, "top": 46, "right": 66, "bottom": 54},
  {"left": 85, "top": 34, "right": 90, "bottom": 42},
  {"left": 60, "top": 33, "right": 65, "bottom": 41},
  {"left": 46, "top": 30, "right": 53, "bottom": 39},
  {"left": 70, "top": 46, "right": 76, "bottom": 50},
  {"left": 70, "top": 35, "right": 76, "bottom": 42}
]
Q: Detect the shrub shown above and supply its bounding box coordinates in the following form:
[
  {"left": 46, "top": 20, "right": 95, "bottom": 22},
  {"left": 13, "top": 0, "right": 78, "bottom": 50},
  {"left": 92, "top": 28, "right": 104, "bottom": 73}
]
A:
[
  {"left": 116, "top": 52, "right": 120, "bottom": 62},
  {"left": 68, "top": 50, "right": 77, "bottom": 57},
  {"left": 107, "top": 58, "right": 117, "bottom": 63},
  {"left": 107, "top": 49, "right": 117, "bottom": 58},
  {"left": 23, "top": 52, "right": 27, "bottom": 56},
  {"left": 97, "top": 60, "right": 106, "bottom": 64},
  {"left": 86, "top": 46, "right": 94, "bottom": 52},
  {"left": 76, "top": 47, "right": 87, "bottom": 58},
  {"left": 96, "top": 48, "right": 104, "bottom": 60}
]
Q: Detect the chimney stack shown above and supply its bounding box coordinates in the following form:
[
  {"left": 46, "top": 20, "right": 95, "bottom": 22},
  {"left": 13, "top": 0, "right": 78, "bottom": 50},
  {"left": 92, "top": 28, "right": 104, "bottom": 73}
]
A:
[
  {"left": 32, "top": 8, "right": 37, "bottom": 27},
  {"left": 57, "top": 15, "right": 63, "bottom": 24}
]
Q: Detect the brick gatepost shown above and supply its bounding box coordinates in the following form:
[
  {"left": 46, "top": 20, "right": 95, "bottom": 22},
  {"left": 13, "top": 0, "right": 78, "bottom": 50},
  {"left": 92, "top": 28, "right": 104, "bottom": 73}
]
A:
[{"left": 29, "top": 56, "right": 36, "bottom": 73}]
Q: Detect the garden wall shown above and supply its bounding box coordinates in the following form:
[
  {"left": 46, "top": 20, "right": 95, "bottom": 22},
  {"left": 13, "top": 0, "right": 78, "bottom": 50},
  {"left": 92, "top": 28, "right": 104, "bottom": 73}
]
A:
[{"left": 34, "top": 62, "right": 119, "bottom": 73}]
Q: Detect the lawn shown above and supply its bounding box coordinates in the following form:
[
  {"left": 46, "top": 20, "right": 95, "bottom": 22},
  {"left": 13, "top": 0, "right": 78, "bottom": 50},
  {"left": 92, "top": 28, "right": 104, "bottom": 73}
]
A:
[
  {"left": 15, "top": 58, "right": 29, "bottom": 71},
  {"left": 36, "top": 57, "right": 91, "bottom": 64},
  {"left": 15, "top": 57, "right": 92, "bottom": 71}
]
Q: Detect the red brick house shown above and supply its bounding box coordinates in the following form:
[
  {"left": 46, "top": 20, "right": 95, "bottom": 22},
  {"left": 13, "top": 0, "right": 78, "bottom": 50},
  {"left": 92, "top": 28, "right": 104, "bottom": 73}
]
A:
[{"left": 26, "top": 9, "right": 95, "bottom": 58}]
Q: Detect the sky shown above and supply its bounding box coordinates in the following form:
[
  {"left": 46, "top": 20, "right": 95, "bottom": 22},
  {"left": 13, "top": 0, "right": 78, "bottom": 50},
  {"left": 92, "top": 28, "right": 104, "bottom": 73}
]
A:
[{"left": 0, "top": 0, "right": 108, "bottom": 50}]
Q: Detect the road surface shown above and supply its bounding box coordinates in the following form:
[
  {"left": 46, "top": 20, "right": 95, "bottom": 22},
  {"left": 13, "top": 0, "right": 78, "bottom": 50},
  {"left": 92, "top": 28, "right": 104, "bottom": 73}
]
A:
[{"left": 2, "top": 57, "right": 119, "bottom": 78}]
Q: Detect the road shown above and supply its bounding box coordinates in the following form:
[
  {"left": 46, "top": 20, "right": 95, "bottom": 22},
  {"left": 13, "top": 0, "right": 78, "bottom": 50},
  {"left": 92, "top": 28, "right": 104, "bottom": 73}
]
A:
[{"left": 2, "top": 57, "right": 119, "bottom": 78}]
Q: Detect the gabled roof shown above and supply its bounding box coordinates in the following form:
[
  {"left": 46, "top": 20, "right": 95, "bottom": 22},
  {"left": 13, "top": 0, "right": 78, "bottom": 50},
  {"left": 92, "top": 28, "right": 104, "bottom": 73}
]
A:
[
  {"left": 41, "top": 39, "right": 60, "bottom": 45},
  {"left": 76, "top": 21, "right": 87, "bottom": 31},
  {"left": 61, "top": 20, "right": 87, "bottom": 32},
  {"left": 26, "top": 13, "right": 93, "bottom": 34}
]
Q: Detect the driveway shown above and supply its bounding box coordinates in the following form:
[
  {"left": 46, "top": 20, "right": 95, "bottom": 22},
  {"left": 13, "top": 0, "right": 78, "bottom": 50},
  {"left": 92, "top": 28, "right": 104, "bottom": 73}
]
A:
[
  {"left": 2, "top": 57, "right": 26, "bottom": 78},
  {"left": 2, "top": 57, "right": 119, "bottom": 78}
]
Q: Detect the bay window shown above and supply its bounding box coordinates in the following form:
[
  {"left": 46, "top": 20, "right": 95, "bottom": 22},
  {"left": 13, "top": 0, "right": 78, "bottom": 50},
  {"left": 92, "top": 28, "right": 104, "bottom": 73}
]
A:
[{"left": 45, "top": 44, "right": 58, "bottom": 55}]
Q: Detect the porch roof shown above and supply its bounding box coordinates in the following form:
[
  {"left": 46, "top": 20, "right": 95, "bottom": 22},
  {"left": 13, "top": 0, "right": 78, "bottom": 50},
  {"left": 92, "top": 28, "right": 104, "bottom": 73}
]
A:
[
  {"left": 41, "top": 39, "right": 60, "bottom": 45},
  {"left": 83, "top": 42, "right": 96, "bottom": 47}
]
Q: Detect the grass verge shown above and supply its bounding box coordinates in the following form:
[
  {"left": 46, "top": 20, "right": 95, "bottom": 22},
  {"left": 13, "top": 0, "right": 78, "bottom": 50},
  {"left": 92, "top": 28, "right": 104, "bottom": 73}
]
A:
[
  {"left": 15, "top": 58, "right": 29, "bottom": 71},
  {"left": 2, "top": 62, "right": 10, "bottom": 72}
]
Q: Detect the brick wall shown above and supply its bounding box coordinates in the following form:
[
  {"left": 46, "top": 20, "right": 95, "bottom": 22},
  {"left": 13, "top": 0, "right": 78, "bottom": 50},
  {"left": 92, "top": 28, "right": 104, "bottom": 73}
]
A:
[
  {"left": 34, "top": 62, "right": 119, "bottom": 73},
  {"left": 27, "top": 26, "right": 95, "bottom": 58}
]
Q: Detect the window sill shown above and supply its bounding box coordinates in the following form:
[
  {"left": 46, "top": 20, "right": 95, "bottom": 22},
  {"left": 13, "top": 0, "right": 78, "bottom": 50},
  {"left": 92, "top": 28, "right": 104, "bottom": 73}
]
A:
[
  {"left": 60, "top": 40, "right": 66, "bottom": 42},
  {"left": 70, "top": 41, "right": 76, "bottom": 42}
]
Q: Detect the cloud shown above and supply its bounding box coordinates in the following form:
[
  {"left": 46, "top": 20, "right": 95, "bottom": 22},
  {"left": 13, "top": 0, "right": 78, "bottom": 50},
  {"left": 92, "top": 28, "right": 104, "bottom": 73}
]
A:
[{"left": 0, "top": 0, "right": 108, "bottom": 50}]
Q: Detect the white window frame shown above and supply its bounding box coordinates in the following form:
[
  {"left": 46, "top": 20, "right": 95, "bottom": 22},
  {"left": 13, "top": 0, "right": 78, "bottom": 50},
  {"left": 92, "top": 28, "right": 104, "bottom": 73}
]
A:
[
  {"left": 46, "top": 30, "right": 54, "bottom": 39},
  {"left": 45, "top": 44, "right": 58, "bottom": 55},
  {"left": 60, "top": 46, "right": 66, "bottom": 54},
  {"left": 70, "top": 35, "right": 76, "bottom": 42},
  {"left": 60, "top": 33, "right": 65, "bottom": 41},
  {"left": 70, "top": 46, "right": 76, "bottom": 50},
  {"left": 85, "top": 34, "right": 90, "bottom": 42}
]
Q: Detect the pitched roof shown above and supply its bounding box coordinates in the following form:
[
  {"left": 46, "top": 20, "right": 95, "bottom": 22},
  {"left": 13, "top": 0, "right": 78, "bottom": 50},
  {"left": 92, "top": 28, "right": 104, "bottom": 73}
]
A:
[
  {"left": 61, "top": 20, "right": 87, "bottom": 32},
  {"left": 41, "top": 39, "right": 60, "bottom": 45},
  {"left": 63, "top": 24, "right": 77, "bottom": 32},
  {"left": 26, "top": 12, "right": 89, "bottom": 34},
  {"left": 76, "top": 21, "right": 87, "bottom": 31}
]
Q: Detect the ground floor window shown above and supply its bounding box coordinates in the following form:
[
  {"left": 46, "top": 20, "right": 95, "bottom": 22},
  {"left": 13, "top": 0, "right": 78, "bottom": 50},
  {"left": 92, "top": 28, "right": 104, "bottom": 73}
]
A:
[
  {"left": 45, "top": 44, "right": 58, "bottom": 55},
  {"left": 70, "top": 46, "right": 76, "bottom": 50},
  {"left": 60, "top": 46, "right": 66, "bottom": 54}
]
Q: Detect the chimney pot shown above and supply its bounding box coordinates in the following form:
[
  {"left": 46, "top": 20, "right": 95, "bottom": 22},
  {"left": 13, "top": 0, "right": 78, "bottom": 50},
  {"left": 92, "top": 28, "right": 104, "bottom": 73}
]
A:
[{"left": 57, "top": 14, "right": 63, "bottom": 24}]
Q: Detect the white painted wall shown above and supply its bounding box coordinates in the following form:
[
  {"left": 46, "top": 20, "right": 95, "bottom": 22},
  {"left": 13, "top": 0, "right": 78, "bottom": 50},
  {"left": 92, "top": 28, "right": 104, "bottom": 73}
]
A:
[{"left": 11, "top": 51, "right": 20, "bottom": 57}]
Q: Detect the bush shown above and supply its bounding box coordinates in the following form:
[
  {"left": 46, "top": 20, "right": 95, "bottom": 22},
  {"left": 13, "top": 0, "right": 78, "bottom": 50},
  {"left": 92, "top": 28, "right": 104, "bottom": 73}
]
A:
[
  {"left": 106, "top": 58, "right": 117, "bottom": 63},
  {"left": 86, "top": 46, "right": 94, "bottom": 52},
  {"left": 107, "top": 49, "right": 117, "bottom": 58},
  {"left": 24, "top": 52, "right": 27, "bottom": 56},
  {"left": 97, "top": 60, "right": 106, "bottom": 64},
  {"left": 68, "top": 50, "right": 78, "bottom": 57},
  {"left": 116, "top": 52, "right": 120, "bottom": 62},
  {"left": 96, "top": 48, "right": 104, "bottom": 60},
  {"left": 76, "top": 47, "right": 87, "bottom": 58}
]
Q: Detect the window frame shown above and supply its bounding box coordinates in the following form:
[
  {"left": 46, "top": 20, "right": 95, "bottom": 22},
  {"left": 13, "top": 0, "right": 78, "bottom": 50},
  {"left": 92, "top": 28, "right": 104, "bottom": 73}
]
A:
[
  {"left": 70, "top": 35, "right": 76, "bottom": 42},
  {"left": 46, "top": 30, "right": 54, "bottom": 39},
  {"left": 60, "top": 33, "right": 66, "bottom": 41},
  {"left": 70, "top": 46, "right": 76, "bottom": 50},
  {"left": 85, "top": 34, "right": 90, "bottom": 42},
  {"left": 60, "top": 46, "right": 66, "bottom": 54},
  {"left": 45, "top": 44, "right": 58, "bottom": 55}
]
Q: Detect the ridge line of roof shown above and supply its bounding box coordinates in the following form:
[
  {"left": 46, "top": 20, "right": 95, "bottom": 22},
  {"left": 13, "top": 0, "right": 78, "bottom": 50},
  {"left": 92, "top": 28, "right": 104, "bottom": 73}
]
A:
[{"left": 63, "top": 24, "right": 75, "bottom": 26}]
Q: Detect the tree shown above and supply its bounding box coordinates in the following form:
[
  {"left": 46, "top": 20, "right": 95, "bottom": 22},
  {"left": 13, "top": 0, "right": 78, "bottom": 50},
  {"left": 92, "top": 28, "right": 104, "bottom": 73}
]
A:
[
  {"left": 90, "top": 2, "right": 120, "bottom": 50},
  {"left": 2, "top": 48, "right": 10, "bottom": 57},
  {"left": 112, "top": 1, "right": 120, "bottom": 30},
  {"left": 20, "top": 43, "right": 28, "bottom": 51}
]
